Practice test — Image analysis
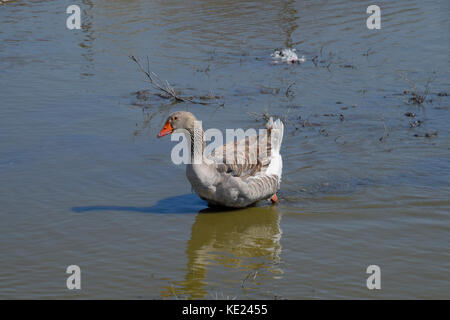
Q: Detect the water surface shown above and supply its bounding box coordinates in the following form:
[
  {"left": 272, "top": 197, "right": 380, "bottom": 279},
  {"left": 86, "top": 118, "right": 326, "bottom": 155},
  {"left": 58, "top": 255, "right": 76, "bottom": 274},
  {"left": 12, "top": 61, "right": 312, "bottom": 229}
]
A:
[{"left": 0, "top": 0, "right": 449, "bottom": 299}]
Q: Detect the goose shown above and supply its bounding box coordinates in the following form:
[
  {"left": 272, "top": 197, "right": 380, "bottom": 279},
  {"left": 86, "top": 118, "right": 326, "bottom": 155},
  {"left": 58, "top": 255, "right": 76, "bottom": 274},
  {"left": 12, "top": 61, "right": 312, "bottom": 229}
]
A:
[{"left": 157, "top": 111, "right": 284, "bottom": 208}]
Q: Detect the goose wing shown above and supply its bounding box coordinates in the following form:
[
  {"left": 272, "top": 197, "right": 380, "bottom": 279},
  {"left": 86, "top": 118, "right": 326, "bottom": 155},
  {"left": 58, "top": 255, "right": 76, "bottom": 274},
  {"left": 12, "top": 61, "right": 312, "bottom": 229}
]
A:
[{"left": 209, "top": 127, "right": 273, "bottom": 179}]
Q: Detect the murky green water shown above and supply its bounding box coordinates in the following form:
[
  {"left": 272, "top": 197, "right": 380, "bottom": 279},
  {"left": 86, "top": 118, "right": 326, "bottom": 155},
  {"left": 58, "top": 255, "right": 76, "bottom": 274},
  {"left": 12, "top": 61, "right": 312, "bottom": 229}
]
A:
[{"left": 0, "top": 0, "right": 449, "bottom": 299}]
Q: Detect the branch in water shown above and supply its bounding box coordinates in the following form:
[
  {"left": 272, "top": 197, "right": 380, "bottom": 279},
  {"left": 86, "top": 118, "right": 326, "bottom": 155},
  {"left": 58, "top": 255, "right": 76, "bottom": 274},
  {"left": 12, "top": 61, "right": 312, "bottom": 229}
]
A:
[{"left": 129, "top": 55, "right": 211, "bottom": 105}]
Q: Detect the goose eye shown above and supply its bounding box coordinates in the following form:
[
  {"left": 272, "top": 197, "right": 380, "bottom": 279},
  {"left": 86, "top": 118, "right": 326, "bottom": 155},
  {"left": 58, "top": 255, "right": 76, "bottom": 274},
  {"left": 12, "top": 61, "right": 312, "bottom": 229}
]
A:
[{"left": 174, "top": 116, "right": 178, "bottom": 120}]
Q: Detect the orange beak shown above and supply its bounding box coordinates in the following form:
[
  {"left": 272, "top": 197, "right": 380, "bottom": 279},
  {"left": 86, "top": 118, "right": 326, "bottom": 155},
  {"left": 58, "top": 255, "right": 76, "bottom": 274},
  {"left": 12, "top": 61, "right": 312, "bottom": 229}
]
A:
[{"left": 157, "top": 121, "right": 174, "bottom": 138}]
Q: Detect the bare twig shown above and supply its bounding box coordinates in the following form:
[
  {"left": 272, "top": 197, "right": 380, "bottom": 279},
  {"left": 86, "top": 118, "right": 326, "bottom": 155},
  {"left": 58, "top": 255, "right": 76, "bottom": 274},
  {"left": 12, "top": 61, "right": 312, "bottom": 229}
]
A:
[
  {"left": 362, "top": 47, "right": 373, "bottom": 57},
  {"left": 129, "top": 55, "right": 211, "bottom": 105},
  {"left": 379, "top": 119, "right": 390, "bottom": 142},
  {"left": 399, "top": 72, "right": 418, "bottom": 95},
  {"left": 241, "top": 271, "right": 258, "bottom": 288},
  {"left": 423, "top": 72, "right": 437, "bottom": 100},
  {"left": 285, "top": 82, "right": 296, "bottom": 97},
  {"left": 399, "top": 71, "right": 437, "bottom": 105},
  {"left": 247, "top": 111, "right": 271, "bottom": 122}
]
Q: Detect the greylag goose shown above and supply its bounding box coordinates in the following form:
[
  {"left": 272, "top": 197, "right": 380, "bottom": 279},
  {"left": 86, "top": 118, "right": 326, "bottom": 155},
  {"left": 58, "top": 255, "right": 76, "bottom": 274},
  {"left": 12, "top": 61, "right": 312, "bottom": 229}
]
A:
[{"left": 157, "top": 111, "right": 284, "bottom": 208}]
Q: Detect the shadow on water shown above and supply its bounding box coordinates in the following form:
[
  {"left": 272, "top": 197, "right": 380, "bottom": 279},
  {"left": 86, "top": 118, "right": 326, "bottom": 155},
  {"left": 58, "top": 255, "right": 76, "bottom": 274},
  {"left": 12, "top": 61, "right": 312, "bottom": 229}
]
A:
[{"left": 71, "top": 194, "right": 209, "bottom": 214}]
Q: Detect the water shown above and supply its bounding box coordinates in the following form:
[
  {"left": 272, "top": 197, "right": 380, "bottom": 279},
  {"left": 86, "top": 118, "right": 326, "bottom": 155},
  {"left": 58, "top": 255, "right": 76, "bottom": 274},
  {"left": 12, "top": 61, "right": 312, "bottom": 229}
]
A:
[{"left": 0, "top": 0, "right": 449, "bottom": 299}]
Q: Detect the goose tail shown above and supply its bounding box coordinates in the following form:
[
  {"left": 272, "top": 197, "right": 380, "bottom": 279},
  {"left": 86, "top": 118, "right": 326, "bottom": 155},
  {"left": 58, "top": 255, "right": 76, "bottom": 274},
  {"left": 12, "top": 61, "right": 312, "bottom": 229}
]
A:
[
  {"left": 265, "top": 117, "right": 284, "bottom": 182},
  {"left": 266, "top": 117, "right": 284, "bottom": 154}
]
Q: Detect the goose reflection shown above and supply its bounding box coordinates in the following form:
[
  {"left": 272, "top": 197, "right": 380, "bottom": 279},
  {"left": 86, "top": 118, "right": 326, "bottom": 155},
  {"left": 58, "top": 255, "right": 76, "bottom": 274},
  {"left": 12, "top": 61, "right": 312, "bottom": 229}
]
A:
[{"left": 161, "top": 206, "right": 283, "bottom": 299}]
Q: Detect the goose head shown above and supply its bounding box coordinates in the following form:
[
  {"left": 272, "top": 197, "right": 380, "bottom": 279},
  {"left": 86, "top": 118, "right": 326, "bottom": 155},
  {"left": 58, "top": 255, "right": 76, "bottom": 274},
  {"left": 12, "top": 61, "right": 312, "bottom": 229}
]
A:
[{"left": 157, "top": 111, "right": 197, "bottom": 138}]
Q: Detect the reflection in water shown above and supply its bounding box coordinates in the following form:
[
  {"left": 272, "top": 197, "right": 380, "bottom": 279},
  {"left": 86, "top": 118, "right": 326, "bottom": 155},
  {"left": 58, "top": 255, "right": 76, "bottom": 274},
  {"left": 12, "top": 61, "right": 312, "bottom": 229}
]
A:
[
  {"left": 279, "top": 0, "right": 299, "bottom": 48},
  {"left": 80, "top": 0, "right": 95, "bottom": 76},
  {"left": 162, "top": 207, "right": 283, "bottom": 299}
]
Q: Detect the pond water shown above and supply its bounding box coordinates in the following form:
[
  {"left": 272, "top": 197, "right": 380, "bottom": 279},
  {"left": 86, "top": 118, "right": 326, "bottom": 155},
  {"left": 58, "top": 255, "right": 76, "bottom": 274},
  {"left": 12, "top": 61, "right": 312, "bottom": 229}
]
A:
[{"left": 0, "top": 0, "right": 449, "bottom": 299}]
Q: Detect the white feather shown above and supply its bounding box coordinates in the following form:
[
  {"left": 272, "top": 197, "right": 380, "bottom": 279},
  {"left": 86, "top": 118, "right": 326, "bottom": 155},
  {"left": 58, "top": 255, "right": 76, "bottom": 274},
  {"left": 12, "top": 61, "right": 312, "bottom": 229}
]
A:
[{"left": 265, "top": 118, "right": 284, "bottom": 182}]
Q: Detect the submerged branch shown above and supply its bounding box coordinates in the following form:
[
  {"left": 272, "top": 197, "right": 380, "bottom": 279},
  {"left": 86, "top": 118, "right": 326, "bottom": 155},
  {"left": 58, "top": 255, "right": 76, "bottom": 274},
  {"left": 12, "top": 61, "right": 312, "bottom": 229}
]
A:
[{"left": 129, "top": 55, "right": 212, "bottom": 105}]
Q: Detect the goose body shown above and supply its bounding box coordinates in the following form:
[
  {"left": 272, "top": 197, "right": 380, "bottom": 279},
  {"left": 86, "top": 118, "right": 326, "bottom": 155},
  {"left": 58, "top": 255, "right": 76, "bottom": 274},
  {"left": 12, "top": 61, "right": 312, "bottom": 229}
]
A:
[{"left": 158, "top": 112, "right": 284, "bottom": 208}]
